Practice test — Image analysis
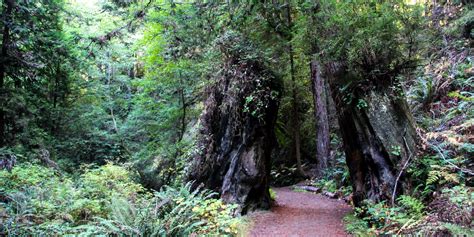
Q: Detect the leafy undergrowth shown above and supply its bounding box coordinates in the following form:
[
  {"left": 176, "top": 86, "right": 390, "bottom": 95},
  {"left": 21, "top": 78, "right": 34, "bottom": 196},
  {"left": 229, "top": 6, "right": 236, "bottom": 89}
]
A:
[
  {"left": 270, "top": 164, "right": 307, "bottom": 187},
  {"left": 344, "top": 186, "right": 473, "bottom": 236},
  {"left": 0, "top": 163, "right": 242, "bottom": 236},
  {"left": 303, "top": 149, "right": 353, "bottom": 200},
  {"left": 344, "top": 2, "right": 474, "bottom": 236}
]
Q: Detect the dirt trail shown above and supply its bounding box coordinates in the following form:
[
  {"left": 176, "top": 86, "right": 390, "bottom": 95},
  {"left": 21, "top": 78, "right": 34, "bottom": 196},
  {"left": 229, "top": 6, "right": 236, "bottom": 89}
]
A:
[{"left": 247, "top": 186, "right": 352, "bottom": 237}]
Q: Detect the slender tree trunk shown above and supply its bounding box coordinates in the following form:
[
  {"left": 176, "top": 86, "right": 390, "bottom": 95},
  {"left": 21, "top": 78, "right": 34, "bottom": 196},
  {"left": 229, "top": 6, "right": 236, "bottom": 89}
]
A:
[
  {"left": 178, "top": 69, "right": 186, "bottom": 143},
  {"left": 53, "top": 62, "right": 60, "bottom": 109},
  {"left": 169, "top": 4, "right": 186, "bottom": 144},
  {"left": 285, "top": 1, "right": 305, "bottom": 177},
  {"left": 0, "top": 0, "right": 14, "bottom": 147},
  {"left": 179, "top": 84, "right": 186, "bottom": 141},
  {"left": 105, "top": 53, "right": 119, "bottom": 134},
  {"left": 310, "top": 60, "right": 330, "bottom": 176},
  {"left": 50, "top": 62, "right": 60, "bottom": 134}
]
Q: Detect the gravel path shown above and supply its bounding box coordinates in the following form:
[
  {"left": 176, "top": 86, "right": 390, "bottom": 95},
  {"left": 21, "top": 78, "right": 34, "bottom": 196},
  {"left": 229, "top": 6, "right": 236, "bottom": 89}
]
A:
[{"left": 247, "top": 186, "right": 352, "bottom": 237}]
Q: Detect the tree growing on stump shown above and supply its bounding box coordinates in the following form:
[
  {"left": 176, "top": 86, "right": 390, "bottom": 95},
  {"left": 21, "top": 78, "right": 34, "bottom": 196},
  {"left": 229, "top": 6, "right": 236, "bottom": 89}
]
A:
[
  {"left": 187, "top": 32, "right": 281, "bottom": 214},
  {"left": 314, "top": 0, "right": 423, "bottom": 206}
]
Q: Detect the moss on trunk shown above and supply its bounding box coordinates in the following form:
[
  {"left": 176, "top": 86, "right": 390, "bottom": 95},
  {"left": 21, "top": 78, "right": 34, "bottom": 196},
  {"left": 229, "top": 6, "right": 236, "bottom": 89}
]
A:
[
  {"left": 187, "top": 32, "right": 281, "bottom": 214},
  {"left": 327, "top": 64, "right": 417, "bottom": 206}
]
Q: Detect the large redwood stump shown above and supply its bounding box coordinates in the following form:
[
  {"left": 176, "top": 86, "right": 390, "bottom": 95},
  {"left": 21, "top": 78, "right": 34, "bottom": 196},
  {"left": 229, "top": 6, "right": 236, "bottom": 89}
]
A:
[
  {"left": 188, "top": 32, "right": 281, "bottom": 213},
  {"left": 326, "top": 64, "right": 417, "bottom": 206}
]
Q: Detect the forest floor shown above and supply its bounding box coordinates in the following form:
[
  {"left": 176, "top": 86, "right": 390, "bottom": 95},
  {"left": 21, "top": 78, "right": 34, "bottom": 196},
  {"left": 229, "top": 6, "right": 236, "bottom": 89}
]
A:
[{"left": 247, "top": 186, "right": 352, "bottom": 237}]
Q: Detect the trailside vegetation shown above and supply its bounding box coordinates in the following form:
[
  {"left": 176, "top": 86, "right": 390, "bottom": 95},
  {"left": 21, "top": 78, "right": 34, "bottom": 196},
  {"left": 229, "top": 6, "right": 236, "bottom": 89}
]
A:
[{"left": 0, "top": 0, "right": 472, "bottom": 236}]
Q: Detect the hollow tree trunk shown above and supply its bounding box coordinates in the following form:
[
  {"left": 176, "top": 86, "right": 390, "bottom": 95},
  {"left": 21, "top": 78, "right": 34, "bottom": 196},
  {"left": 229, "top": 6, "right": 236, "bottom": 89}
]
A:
[
  {"left": 326, "top": 64, "right": 417, "bottom": 206},
  {"left": 310, "top": 60, "right": 330, "bottom": 176},
  {"left": 188, "top": 33, "right": 280, "bottom": 214}
]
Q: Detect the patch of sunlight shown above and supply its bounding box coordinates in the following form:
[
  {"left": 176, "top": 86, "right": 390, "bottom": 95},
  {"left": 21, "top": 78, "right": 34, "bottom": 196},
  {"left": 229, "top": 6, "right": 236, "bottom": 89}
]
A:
[
  {"left": 405, "top": 0, "right": 424, "bottom": 5},
  {"left": 70, "top": 0, "right": 101, "bottom": 12}
]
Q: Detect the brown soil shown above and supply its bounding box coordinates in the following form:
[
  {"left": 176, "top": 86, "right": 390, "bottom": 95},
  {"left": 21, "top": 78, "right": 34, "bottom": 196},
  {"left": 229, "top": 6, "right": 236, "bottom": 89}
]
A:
[{"left": 247, "top": 186, "right": 352, "bottom": 237}]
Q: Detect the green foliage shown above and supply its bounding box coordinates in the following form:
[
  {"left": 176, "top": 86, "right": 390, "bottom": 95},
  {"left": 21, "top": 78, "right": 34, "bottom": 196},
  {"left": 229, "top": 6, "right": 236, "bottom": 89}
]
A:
[
  {"left": 0, "top": 163, "right": 58, "bottom": 192},
  {"left": 1, "top": 0, "right": 471, "bottom": 236},
  {"left": 90, "top": 183, "right": 241, "bottom": 236},
  {"left": 408, "top": 144, "right": 467, "bottom": 199},
  {"left": 343, "top": 213, "right": 374, "bottom": 237},
  {"left": 444, "top": 4, "right": 474, "bottom": 38},
  {"left": 0, "top": 0, "right": 77, "bottom": 150},
  {"left": 311, "top": 146, "right": 352, "bottom": 196},
  {"left": 270, "top": 164, "right": 303, "bottom": 186},
  {"left": 441, "top": 185, "right": 473, "bottom": 208},
  {"left": 316, "top": 0, "right": 424, "bottom": 81},
  {"left": 269, "top": 188, "right": 277, "bottom": 201},
  {"left": 348, "top": 196, "right": 425, "bottom": 235},
  {"left": 356, "top": 99, "right": 368, "bottom": 109},
  {"left": 79, "top": 163, "right": 143, "bottom": 201},
  {"left": 314, "top": 179, "right": 337, "bottom": 193},
  {"left": 397, "top": 195, "right": 425, "bottom": 218},
  {"left": 127, "top": 2, "right": 210, "bottom": 188},
  {"left": 390, "top": 145, "right": 402, "bottom": 157},
  {"left": 0, "top": 163, "right": 241, "bottom": 236},
  {"left": 442, "top": 223, "right": 474, "bottom": 236}
]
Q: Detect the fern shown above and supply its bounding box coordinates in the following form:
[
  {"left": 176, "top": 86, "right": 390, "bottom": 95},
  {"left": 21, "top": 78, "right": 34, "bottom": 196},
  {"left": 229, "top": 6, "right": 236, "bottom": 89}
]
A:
[
  {"left": 397, "top": 195, "right": 425, "bottom": 217},
  {"left": 426, "top": 165, "right": 459, "bottom": 186},
  {"left": 443, "top": 223, "right": 474, "bottom": 236},
  {"left": 426, "top": 169, "right": 441, "bottom": 185},
  {"left": 108, "top": 196, "right": 137, "bottom": 227}
]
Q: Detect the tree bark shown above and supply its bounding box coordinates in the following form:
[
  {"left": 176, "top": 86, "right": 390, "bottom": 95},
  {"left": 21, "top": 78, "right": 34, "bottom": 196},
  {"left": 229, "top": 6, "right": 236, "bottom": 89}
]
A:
[
  {"left": 285, "top": 1, "right": 305, "bottom": 177},
  {"left": 0, "top": 0, "right": 14, "bottom": 147},
  {"left": 188, "top": 33, "right": 280, "bottom": 214},
  {"left": 177, "top": 75, "right": 186, "bottom": 142},
  {"left": 326, "top": 63, "right": 417, "bottom": 207},
  {"left": 310, "top": 60, "right": 330, "bottom": 176}
]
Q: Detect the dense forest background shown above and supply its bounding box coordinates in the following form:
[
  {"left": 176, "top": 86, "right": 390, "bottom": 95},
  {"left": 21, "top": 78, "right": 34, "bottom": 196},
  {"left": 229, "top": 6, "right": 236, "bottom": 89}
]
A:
[{"left": 0, "top": 0, "right": 472, "bottom": 236}]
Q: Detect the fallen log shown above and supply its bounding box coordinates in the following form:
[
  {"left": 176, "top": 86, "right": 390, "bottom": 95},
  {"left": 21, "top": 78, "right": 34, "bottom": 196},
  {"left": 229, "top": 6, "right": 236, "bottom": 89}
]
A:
[
  {"left": 295, "top": 185, "right": 321, "bottom": 193},
  {"left": 322, "top": 191, "right": 338, "bottom": 199}
]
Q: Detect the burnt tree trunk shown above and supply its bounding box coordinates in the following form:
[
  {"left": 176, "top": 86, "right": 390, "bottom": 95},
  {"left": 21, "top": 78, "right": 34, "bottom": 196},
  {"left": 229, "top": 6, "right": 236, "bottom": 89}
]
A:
[
  {"left": 326, "top": 64, "right": 417, "bottom": 206},
  {"left": 310, "top": 60, "right": 330, "bottom": 176},
  {"left": 188, "top": 33, "right": 281, "bottom": 214}
]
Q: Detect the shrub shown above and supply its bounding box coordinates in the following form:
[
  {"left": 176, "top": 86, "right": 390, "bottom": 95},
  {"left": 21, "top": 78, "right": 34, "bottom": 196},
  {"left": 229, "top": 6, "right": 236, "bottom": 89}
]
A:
[
  {"left": 397, "top": 195, "right": 425, "bottom": 218},
  {"left": 0, "top": 163, "right": 58, "bottom": 193},
  {"left": 69, "top": 183, "right": 241, "bottom": 236},
  {"left": 346, "top": 195, "right": 426, "bottom": 235},
  {"left": 270, "top": 164, "right": 303, "bottom": 186},
  {"left": 0, "top": 163, "right": 241, "bottom": 236},
  {"left": 343, "top": 213, "right": 375, "bottom": 237}
]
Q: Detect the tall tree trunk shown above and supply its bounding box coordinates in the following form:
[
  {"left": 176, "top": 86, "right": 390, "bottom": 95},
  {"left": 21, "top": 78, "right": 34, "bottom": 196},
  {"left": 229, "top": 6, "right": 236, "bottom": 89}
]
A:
[
  {"left": 310, "top": 60, "right": 330, "bottom": 176},
  {"left": 105, "top": 52, "right": 119, "bottom": 134},
  {"left": 177, "top": 74, "right": 186, "bottom": 142},
  {"left": 326, "top": 63, "right": 417, "bottom": 207},
  {"left": 0, "top": 0, "right": 14, "bottom": 147},
  {"left": 50, "top": 62, "right": 60, "bottom": 134},
  {"left": 285, "top": 1, "right": 305, "bottom": 177},
  {"left": 188, "top": 33, "right": 280, "bottom": 214},
  {"left": 169, "top": 4, "right": 186, "bottom": 144}
]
